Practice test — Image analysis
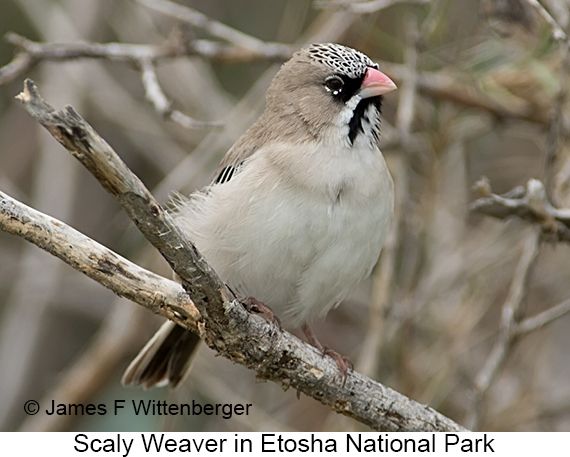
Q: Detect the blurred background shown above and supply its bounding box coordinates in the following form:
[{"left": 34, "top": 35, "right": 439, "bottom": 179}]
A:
[{"left": 1, "top": 0, "right": 570, "bottom": 432}]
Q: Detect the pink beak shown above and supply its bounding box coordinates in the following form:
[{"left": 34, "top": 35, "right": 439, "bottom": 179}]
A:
[{"left": 359, "top": 67, "right": 397, "bottom": 99}]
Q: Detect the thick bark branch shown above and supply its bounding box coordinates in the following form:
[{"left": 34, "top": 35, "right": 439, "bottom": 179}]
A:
[
  {"left": 0, "top": 190, "right": 198, "bottom": 329},
  {"left": 9, "top": 79, "right": 467, "bottom": 432}
]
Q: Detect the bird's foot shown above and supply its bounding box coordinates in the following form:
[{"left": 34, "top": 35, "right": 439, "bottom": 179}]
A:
[
  {"left": 302, "top": 324, "right": 353, "bottom": 386},
  {"left": 322, "top": 348, "right": 353, "bottom": 385},
  {"left": 241, "top": 296, "right": 282, "bottom": 330}
]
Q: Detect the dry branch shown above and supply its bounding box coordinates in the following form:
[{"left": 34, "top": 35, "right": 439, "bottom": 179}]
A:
[
  {"left": 2, "top": 31, "right": 552, "bottom": 129},
  {"left": 136, "top": 0, "right": 291, "bottom": 55},
  {"left": 466, "top": 231, "right": 541, "bottom": 430},
  {"left": 524, "top": 0, "right": 569, "bottom": 44},
  {"left": 2, "top": 32, "right": 257, "bottom": 128},
  {"left": 3, "top": 31, "right": 292, "bottom": 69},
  {"left": 2, "top": 31, "right": 553, "bottom": 127},
  {"left": 138, "top": 57, "right": 223, "bottom": 129},
  {"left": 0, "top": 190, "right": 197, "bottom": 328},
  {"left": 470, "top": 177, "right": 570, "bottom": 243},
  {"left": 516, "top": 298, "right": 570, "bottom": 335},
  {"left": 313, "top": 0, "right": 429, "bottom": 14},
  {"left": 0, "top": 30, "right": 291, "bottom": 129},
  {"left": 464, "top": 4, "right": 570, "bottom": 427},
  {"left": 8, "top": 79, "right": 467, "bottom": 432}
]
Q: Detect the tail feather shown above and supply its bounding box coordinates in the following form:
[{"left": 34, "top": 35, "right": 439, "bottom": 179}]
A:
[{"left": 122, "top": 321, "right": 201, "bottom": 389}]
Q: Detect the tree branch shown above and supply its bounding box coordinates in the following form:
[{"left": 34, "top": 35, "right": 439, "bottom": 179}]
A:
[
  {"left": 3, "top": 31, "right": 292, "bottom": 68},
  {"left": 516, "top": 298, "right": 570, "bottom": 336},
  {"left": 8, "top": 78, "right": 467, "bottom": 432},
  {"left": 138, "top": 57, "right": 223, "bottom": 129},
  {"left": 313, "top": 0, "right": 429, "bottom": 14},
  {"left": 0, "top": 190, "right": 198, "bottom": 328},
  {"left": 466, "top": 231, "right": 541, "bottom": 430},
  {"left": 523, "top": 0, "right": 569, "bottom": 44},
  {"left": 470, "top": 177, "right": 570, "bottom": 243},
  {"left": 135, "top": 0, "right": 291, "bottom": 55},
  {"left": 2, "top": 32, "right": 550, "bottom": 126}
]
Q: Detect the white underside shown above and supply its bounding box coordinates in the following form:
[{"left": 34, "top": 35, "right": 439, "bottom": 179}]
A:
[{"left": 174, "top": 137, "right": 393, "bottom": 328}]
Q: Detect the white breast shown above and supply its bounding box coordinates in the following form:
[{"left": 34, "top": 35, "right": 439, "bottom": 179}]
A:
[{"left": 173, "top": 140, "right": 394, "bottom": 328}]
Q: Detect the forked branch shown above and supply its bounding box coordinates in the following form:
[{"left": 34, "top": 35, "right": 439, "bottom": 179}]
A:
[{"left": 7, "top": 79, "right": 466, "bottom": 432}]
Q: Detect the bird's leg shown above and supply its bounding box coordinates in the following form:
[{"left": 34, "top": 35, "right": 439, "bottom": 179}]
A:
[
  {"left": 241, "top": 296, "right": 282, "bottom": 330},
  {"left": 302, "top": 324, "right": 353, "bottom": 384}
]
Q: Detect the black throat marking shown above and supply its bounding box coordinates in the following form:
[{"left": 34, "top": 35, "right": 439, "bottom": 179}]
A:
[{"left": 348, "top": 95, "right": 382, "bottom": 146}]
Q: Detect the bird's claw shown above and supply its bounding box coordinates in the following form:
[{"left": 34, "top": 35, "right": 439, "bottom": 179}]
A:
[
  {"left": 323, "top": 347, "right": 353, "bottom": 387},
  {"left": 241, "top": 296, "right": 282, "bottom": 330}
]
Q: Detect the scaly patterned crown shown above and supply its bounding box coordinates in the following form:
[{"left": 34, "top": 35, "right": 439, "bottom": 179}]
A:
[{"left": 306, "top": 43, "right": 378, "bottom": 79}]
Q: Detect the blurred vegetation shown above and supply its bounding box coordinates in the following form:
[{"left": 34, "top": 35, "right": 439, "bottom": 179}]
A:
[{"left": 1, "top": 0, "right": 570, "bottom": 432}]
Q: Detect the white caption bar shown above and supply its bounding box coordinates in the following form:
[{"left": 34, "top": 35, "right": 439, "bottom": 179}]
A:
[{"left": 2, "top": 432, "right": 568, "bottom": 456}]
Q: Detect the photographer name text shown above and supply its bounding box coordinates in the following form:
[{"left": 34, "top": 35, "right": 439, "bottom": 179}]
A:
[{"left": 41, "top": 399, "right": 251, "bottom": 420}]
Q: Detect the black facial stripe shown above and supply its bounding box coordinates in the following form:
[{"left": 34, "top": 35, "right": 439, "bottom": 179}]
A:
[
  {"left": 348, "top": 96, "right": 382, "bottom": 145},
  {"left": 328, "top": 73, "right": 365, "bottom": 104}
]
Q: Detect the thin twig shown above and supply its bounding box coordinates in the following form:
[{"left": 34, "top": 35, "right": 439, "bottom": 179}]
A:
[
  {"left": 523, "top": 0, "right": 569, "bottom": 43},
  {"left": 5, "top": 31, "right": 183, "bottom": 61},
  {"left": 381, "top": 61, "right": 550, "bottom": 126},
  {"left": 2, "top": 32, "right": 550, "bottom": 126},
  {"left": 470, "top": 177, "right": 570, "bottom": 242},
  {"left": 466, "top": 231, "right": 541, "bottom": 430},
  {"left": 314, "top": 0, "right": 429, "bottom": 14},
  {"left": 136, "top": 0, "right": 291, "bottom": 56},
  {"left": 2, "top": 33, "right": 230, "bottom": 128},
  {"left": 139, "top": 58, "right": 223, "bottom": 128},
  {"left": 4, "top": 31, "right": 292, "bottom": 65},
  {"left": 0, "top": 51, "right": 35, "bottom": 86},
  {"left": 516, "top": 298, "right": 570, "bottom": 335},
  {"left": 0, "top": 31, "right": 289, "bottom": 128}
]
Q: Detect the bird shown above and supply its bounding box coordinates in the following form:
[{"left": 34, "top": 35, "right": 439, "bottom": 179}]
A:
[{"left": 122, "top": 43, "right": 396, "bottom": 388}]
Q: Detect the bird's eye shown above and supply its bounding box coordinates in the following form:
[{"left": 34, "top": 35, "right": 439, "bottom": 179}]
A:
[{"left": 324, "top": 76, "right": 344, "bottom": 94}]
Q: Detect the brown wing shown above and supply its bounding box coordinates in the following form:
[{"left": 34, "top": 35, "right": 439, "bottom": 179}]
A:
[{"left": 211, "top": 109, "right": 276, "bottom": 185}]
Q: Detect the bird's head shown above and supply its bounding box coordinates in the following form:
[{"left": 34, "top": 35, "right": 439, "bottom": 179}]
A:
[{"left": 266, "top": 43, "right": 396, "bottom": 147}]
